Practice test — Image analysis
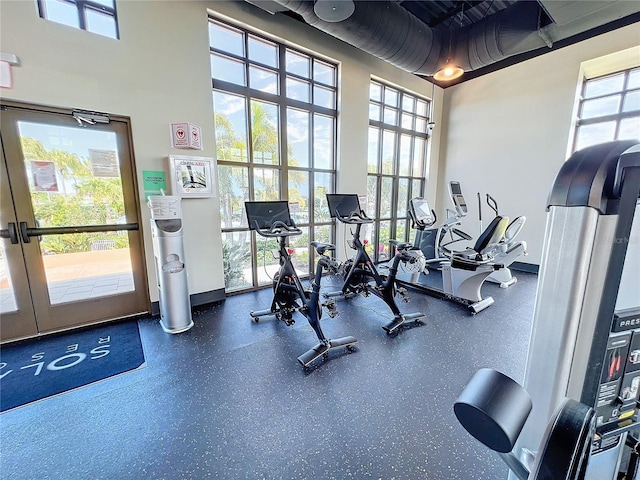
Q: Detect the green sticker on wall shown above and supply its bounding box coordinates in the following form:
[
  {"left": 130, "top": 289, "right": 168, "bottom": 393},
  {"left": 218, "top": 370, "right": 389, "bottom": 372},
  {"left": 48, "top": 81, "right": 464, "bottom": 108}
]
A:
[{"left": 143, "top": 170, "right": 166, "bottom": 191}]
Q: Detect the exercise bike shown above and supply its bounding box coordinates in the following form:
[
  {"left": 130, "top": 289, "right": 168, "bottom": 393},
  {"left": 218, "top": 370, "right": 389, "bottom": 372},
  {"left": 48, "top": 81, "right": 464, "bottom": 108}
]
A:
[
  {"left": 396, "top": 195, "right": 508, "bottom": 314},
  {"left": 323, "top": 193, "right": 425, "bottom": 335},
  {"left": 478, "top": 192, "right": 528, "bottom": 288},
  {"left": 244, "top": 200, "right": 357, "bottom": 368},
  {"left": 414, "top": 182, "right": 527, "bottom": 286}
]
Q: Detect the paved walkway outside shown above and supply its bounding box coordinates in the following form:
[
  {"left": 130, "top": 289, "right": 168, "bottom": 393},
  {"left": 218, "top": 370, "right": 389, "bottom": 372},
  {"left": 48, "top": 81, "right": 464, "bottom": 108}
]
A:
[{"left": 1, "top": 249, "right": 134, "bottom": 311}]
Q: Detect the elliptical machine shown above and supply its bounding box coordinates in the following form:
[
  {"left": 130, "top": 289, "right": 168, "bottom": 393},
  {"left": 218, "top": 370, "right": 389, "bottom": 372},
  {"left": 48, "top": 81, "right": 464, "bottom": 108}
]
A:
[
  {"left": 411, "top": 181, "right": 473, "bottom": 267},
  {"left": 245, "top": 200, "right": 357, "bottom": 368},
  {"left": 323, "top": 193, "right": 425, "bottom": 334}
]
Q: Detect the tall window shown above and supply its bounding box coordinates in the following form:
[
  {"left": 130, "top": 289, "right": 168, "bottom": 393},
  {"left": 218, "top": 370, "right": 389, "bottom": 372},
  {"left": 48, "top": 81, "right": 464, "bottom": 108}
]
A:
[
  {"left": 574, "top": 66, "right": 640, "bottom": 152},
  {"left": 367, "top": 80, "right": 430, "bottom": 262},
  {"left": 37, "top": 0, "right": 119, "bottom": 39},
  {"left": 210, "top": 18, "right": 338, "bottom": 293}
]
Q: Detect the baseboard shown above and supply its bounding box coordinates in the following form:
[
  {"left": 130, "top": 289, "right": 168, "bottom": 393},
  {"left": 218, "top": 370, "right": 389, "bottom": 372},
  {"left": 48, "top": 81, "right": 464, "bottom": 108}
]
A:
[
  {"left": 150, "top": 288, "right": 226, "bottom": 317},
  {"left": 511, "top": 262, "right": 539, "bottom": 274}
]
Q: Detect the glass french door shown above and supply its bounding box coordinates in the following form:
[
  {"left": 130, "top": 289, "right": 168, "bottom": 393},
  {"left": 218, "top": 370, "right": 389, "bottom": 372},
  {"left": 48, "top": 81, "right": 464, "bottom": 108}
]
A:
[{"left": 0, "top": 102, "right": 149, "bottom": 342}]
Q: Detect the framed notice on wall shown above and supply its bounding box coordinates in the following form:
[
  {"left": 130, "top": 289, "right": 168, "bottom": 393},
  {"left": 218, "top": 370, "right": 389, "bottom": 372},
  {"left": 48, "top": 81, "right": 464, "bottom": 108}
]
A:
[{"left": 167, "top": 155, "right": 216, "bottom": 198}]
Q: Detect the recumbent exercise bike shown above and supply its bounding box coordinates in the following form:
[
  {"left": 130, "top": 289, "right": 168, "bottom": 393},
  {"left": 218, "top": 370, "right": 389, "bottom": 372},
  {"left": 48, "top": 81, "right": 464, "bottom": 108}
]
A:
[
  {"left": 323, "top": 193, "right": 425, "bottom": 335},
  {"left": 245, "top": 201, "right": 357, "bottom": 368}
]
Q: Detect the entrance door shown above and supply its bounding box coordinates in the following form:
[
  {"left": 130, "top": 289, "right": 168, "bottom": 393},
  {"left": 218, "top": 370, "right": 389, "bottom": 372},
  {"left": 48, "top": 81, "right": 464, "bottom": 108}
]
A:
[{"left": 0, "top": 102, "right": 149, "bottom": 343}]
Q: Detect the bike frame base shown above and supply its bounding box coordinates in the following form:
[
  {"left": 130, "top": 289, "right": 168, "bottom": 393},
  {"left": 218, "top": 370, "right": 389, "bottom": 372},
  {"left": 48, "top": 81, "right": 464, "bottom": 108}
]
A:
[
  {"left": 297, "top": 336, "right": 358, "bottom": 368},
  {"left": 382, "top": 312, "right": 425, "bottom": 334}
]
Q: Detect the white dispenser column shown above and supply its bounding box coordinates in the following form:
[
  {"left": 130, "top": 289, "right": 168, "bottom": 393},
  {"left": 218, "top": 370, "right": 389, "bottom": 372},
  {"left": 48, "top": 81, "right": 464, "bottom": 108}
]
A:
[{"left": 148, "top": 196, "right": 193, "bottom": 334}]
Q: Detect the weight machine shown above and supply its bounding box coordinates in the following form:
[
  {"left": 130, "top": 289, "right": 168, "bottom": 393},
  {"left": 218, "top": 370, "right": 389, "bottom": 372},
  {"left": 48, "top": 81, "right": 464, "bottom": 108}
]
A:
[{"left": 455, "top": 140, "right": 640, "bottom": 479}]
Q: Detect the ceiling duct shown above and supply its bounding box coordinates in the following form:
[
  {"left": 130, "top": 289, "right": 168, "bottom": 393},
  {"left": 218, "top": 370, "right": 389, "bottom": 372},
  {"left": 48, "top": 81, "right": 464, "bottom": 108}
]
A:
[{"left": 269, "top": 0, "right": 549, "bottom": 78}]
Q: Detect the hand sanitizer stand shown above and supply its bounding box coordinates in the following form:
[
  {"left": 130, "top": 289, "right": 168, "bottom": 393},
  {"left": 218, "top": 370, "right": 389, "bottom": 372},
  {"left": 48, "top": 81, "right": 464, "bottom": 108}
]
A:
[{"left": 148, "top": 196, "right": 193, "bottom": 334}]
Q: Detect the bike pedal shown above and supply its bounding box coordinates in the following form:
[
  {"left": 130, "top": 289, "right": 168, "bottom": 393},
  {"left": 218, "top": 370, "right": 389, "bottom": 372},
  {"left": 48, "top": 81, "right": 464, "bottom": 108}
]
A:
[{"left": 322, "top": 300, "right": 339, "bottom": 318}]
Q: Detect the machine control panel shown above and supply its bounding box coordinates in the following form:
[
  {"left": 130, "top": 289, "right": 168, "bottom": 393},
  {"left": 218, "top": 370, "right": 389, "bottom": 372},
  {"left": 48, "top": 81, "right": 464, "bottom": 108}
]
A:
[{"left": 592, "top": 308, "right": 640, "bottom": 454}]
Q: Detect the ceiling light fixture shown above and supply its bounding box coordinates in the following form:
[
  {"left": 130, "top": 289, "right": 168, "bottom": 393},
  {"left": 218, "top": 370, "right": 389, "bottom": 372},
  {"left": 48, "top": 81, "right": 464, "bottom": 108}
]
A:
[
  {"left": 433, "top": 64, "right": 464, "bottom": 82},
  {"left": 313, "top": 0, "right": 355, "bottom": 23},
  {"left": 433, "top": 4, "right": 465, "bottom": 82}
]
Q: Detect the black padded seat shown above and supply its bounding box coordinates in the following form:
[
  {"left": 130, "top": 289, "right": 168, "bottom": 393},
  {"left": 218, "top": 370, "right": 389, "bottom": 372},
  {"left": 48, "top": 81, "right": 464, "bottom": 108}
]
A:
[
  {"left": 473, "top": 216, "right": 509, "bottom": 254},
  {"left": 310, "top": 241, "right": 335, "bottom": 255},
  {"left": 389, "top": 239, "right": 412, "bottom": 251}
]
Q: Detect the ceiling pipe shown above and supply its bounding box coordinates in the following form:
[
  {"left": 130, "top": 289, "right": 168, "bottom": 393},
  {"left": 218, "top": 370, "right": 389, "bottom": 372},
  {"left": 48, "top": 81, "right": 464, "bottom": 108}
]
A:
[{"left": 269, "top": 0, "right": 549, "bottom": 78}]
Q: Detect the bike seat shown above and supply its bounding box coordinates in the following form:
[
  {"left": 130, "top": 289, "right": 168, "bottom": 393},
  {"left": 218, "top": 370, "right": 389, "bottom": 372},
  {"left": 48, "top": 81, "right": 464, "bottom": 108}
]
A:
[
  {"left": 390, "top": 239, "right": 412, "bottom": 251},
  {"left": 310, "top": 241, "right": 335, "bottom": 255}
]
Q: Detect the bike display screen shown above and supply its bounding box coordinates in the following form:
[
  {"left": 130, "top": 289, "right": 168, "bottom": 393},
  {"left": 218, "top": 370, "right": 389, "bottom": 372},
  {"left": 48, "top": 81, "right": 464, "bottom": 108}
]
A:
[
  {"left": 326, "top": 194, "right": 361, "bottom": 218},
  {"left": 411, "top": 198, "right": 433, "bottom": 223},
  {"left": 245, "top": 201, "right": 294, "bottom": 230}
]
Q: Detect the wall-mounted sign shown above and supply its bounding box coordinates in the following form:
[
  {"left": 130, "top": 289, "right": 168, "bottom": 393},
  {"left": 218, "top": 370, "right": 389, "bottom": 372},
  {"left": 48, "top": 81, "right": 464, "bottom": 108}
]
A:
[
  {"left": 142, "top": 170, "right": 167, "bottom": 200},
  {"left": 143, "top": 170, "right": 166, "bottom": 192},
  {"left": 170, "top": 122, "right": 203, "bottom": 150},
  {"left": 167, "top": 155, "right": 216, "bottom": 198},
  {"left": 89, "top": 149, "right": 119, "bottom": 177},
  {"left": 31, "top": 161, "right": 58, "bottom": 192},
  {"left": 0, "top": 61, "right": 11, "bottom": 89}
]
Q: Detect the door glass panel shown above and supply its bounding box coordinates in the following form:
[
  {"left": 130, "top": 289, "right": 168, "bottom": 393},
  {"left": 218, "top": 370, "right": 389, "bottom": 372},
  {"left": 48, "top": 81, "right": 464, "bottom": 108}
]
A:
[
  {"left": 0, "top": 245, "right": 17, "bottom": 312},
  {"left": 44, "top": 233, "right": 133, "bottom": 304},
  {"left": 17, "top": 121, "right": 134, "bottom": 305}
]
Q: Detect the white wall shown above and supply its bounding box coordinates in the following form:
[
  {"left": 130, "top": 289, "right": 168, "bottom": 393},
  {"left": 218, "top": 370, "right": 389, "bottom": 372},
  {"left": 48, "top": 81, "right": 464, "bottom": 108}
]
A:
[
  {"left": 0, "top": 0, "right": 442, "bottom": 302},
  {"left": 439, "top": 23, "right": 640, "bottom": 267}
]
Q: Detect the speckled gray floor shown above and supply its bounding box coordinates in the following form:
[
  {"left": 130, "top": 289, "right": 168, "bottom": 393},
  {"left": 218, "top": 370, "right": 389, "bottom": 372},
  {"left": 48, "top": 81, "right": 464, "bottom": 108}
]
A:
[{"left": 0, "top": 270, "right": 537, "bottom": 480}]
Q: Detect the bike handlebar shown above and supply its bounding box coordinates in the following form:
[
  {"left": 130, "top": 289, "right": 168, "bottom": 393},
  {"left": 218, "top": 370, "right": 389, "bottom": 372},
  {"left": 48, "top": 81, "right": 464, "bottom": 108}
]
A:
[
  {"left": 335, "top": 210, "right": 374, "bottom": 225},
  {"left": 253, "top": 220, "right": 302, "bottom": 238}
]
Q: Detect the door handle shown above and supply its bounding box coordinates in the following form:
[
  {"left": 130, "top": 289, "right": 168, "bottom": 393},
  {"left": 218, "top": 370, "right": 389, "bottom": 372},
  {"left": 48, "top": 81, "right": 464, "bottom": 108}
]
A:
[
  {"left": 0, "top": 222, "right": 19, "bottom": 244},
  {"left": 19, "top": 221, "right": 31, "bottom": 243}
]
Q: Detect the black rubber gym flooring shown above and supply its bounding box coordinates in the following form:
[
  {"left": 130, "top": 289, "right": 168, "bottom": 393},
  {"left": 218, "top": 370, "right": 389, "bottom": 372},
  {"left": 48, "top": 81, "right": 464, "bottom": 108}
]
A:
[{"left": 0, "top": 271, "right": 537, "bottom": 479}]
